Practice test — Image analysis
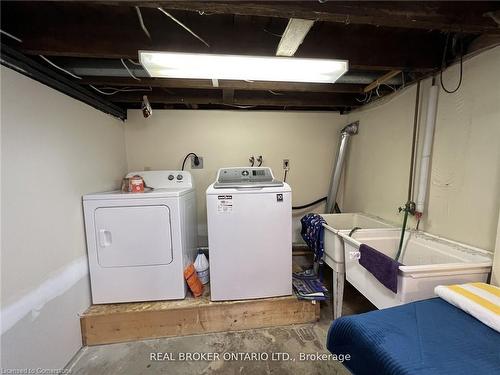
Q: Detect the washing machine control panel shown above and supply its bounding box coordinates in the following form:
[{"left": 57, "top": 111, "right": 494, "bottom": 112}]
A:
[{"left": 214, "top": 167, "right": 283, "bottom": 188}]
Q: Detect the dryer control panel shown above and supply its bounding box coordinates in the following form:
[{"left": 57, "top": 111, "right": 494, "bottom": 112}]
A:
[
  {"left": 126, "top": 170, "right": 193, "bottom": 189},
  {"left": 214, "top": 167, "right": 283, "bottom": 189}
]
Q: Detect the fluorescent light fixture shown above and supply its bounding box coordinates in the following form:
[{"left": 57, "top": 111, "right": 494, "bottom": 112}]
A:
[{"left": 139, "top": 51, "right": 348, "bottom": 83}]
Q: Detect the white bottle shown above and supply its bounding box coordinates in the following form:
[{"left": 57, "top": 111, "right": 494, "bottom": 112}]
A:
[{"left": 194, "top": 250, "right": 210, "bottom": 285}]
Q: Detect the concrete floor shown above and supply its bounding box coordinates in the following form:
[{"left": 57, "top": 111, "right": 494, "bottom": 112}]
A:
[{"left": 67, "top": 269, "right": 375, "bottom": 375}]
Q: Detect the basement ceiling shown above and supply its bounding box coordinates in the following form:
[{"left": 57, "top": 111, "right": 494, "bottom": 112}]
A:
[{"left": 1, "top": 1, "right": 499, "bottom": 115}]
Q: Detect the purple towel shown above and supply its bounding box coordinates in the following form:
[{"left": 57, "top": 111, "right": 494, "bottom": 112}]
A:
[{"left": 359, "top": 244, "right": 402, "bottom": 293}]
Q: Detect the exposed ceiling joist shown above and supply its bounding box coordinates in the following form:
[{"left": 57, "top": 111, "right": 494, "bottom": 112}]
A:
[
  {"left": 79, "top": 77, "right": 366, "bottom": 94},
  {"left": 92, "top": 1, "right": 500, "bottom": 34},
  {"left": 109, "top": 90, "right": 359, "bottom": 108},
  {"left": 364, "top": 70, "right": 402, "bottom": 93},
  {"left": 222, "top": 89, "right": 234, "bottom": 104},
  {"left": 2, "top": 1, "right": 493, "bottom": 112},
  {"left": 0, "top": 2, "right": 446, "bottom": 71},
  {"left": 0, "top": 43, "right": 126, "bottom": 120},
  {"left": 276, "top": 18, "right": 314, "bottom": 57}
]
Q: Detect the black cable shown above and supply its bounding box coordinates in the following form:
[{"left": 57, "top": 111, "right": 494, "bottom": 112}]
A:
[
  {"left": 181, "top": 152, "right": 198, "bottom": 171},
  {"left": 283, "top": 169, "right": 288, "bottom": 182},
  {"left": 292, "top": 196, "right": 327, "bottom": 210},
  {"left": 440, "top": 33, "right": 463, "bottom": 94}
]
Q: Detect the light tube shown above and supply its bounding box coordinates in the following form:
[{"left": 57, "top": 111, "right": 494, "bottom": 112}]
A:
[{"left": 139, "top": 51, "right": 348, "bottom": 83}]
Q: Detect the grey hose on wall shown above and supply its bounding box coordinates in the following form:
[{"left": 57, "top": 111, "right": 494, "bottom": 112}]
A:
[{"left": 326, "top": 121, "right": 359, "bottom": 213}]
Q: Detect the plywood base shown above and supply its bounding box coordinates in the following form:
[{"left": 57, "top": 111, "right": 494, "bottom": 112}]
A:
[{"left": 80, "top": 288, "right": 319, "bottom": 346}]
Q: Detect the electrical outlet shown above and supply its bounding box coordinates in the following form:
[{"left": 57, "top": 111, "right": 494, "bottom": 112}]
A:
[
  {"left": 283, "top": 159, "right": 290, "bottom": 171},
  {"left": 191, "top": 155, "right": 203, "bottom": 169}
]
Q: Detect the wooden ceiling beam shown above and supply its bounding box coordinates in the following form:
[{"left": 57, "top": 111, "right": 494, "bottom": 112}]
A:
[
  {"left": 79, "top": 77, "right": 366, "bottom": 94},
  {"left": 222, "top": 89, "right": 234, "bottom": 104},
  {"left": 88, "top": 1, "right": 500, "bottom": 34},
  {"left": 108, "top": 91, "right": 359, "bottom": 108},
  {"left": 364, "top": 70, "right": 402, "bottom": 93},
  {"left": 276, "top": 18, "right": 314, "bottom": 57},
  {"left": 0, "top": 2, "right": 445, "bottom": 71}
]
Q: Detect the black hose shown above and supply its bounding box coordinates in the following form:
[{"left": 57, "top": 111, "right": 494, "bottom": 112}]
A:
[
  {"left": 407, "top": 81, "right": 420, "bottom": 202},
  {"left": 292, "top": 196, "right": 327, "bottom": 210},
  {"left": 348, "top": 227, "right": 362, "bottom": 237},
  {"left": 181, "top": 152, "right": 198, "bottom": 171}
]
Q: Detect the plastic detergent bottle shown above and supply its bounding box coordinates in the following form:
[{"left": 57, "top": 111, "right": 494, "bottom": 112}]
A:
[{"left": 194, "top": 250, "right": 210, "bottom": 285}]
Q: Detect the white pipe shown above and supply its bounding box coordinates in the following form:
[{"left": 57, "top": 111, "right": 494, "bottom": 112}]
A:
[{"left": 416, "top": 84, "right": 439, "bottom": 214}]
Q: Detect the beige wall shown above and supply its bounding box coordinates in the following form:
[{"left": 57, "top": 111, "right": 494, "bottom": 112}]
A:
[
  {"left": 124, "top": 110, "right": 345, "bottom": 243},
  {"left": 1, "top": 67, "right": 127, "bottom": 368},
  {"left": 343, "top": 46, "right": 500, "bottom": 252}
]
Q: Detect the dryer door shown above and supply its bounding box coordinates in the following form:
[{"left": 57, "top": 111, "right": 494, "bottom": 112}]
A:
[{"left": 94, "top": 205, "right": 173, "bottom": 267}]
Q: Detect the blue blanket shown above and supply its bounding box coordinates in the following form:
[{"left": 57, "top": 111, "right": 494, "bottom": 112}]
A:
[
  {"left": 327, "top": 298, "right": 500, "bottom": 375},
  {"left": 300, "top": 213, "right": 326, "bottom": 264}
]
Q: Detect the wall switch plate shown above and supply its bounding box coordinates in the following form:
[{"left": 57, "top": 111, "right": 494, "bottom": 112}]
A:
[
  {"left": 191, "top": 156, "right": 204, "bottom": 169},
  {"left": 283, "top": 159, "right": 290, "bottom": 170}
]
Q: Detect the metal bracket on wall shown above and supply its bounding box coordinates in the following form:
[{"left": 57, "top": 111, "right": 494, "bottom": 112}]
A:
[{"left": 0, "top": 43, "right": 127, "bottom": 121}]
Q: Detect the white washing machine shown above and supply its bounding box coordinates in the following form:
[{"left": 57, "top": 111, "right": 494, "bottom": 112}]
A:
[
  {"left": 83, "top": 170, "right": 197, "bottom": 304},
  {"left": 206, "top": 167, "right": 292, "bottom": 301}
]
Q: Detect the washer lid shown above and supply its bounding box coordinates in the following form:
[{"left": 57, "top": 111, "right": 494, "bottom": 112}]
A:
[{"left": 83, "top": 187, "right": 194, "bottom": 200}]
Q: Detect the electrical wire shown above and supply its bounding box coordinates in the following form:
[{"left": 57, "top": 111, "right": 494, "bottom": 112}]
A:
[
  {"left": 89, "top": 85, "right": 152, "bottom": 95},
  {"left": 356, "top": 90, "right": 373, "bottom": 104},
  {"left": 268, "top": 90, "right": 284, "bottom": 96},
  {"left": 292, "top": 197, "right": 327, "bottom": 210},
  {"left": 263, "top": 27, "right": 282, "bottom": 38},
  {"left": 135, "top": 6, "right": 151, "bottom": 40},
  {"left": 157, "top": 7, "right": 210, "bottom": 47},
  {"left": 382, "top": 83, "right": 397, "bottom": 92},
  {"left": 39, "top": 55, "right": 82, "bottom": 79},
  {"left": 222, "top": 104, "right": 257, "bottom": 109},
  {"left": 181, "top": 152, "right": 198, "bottom": 171},
  {"left": 283, "top": 169, "right": 288, "bottom": 182},
  {"left": 440, "top": 33, "right": 463, "bottom": 94},
  {"left": 0, "top": 29, "right": 22, "bottom": 43},
  {"left": 127, "top": 59, "right": 142, "bottom": 66},
  {"left": 121, "top": 58, "right": 141, "bottom": 81}
]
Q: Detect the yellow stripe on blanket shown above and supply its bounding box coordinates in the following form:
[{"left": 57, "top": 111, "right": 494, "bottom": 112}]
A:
[
  {"left": 435, "top": 283, "right": 500, "bottom": 333},
  {"left": 447, "top": 285, "right": 500, "bottom": 315},
  {"left": 470, "top": 282, "right": 500, "bottom": 298}
]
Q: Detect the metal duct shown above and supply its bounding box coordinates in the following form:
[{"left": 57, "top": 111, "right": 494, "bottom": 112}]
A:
[{"left": 326, "top": 121, "right": 359, "bottom": 213}]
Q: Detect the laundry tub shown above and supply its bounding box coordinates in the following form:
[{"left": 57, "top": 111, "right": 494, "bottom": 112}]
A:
[
  {"left": 320, "top": 213, "right": 395, "bottom": 318},
  {"left": 339, "top": 229, "right": 493, "bottom": 310}
]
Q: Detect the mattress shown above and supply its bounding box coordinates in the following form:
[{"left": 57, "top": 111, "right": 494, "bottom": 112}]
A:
[{"left": 327, "top": 298, "right": 500, "bottom": 375}]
